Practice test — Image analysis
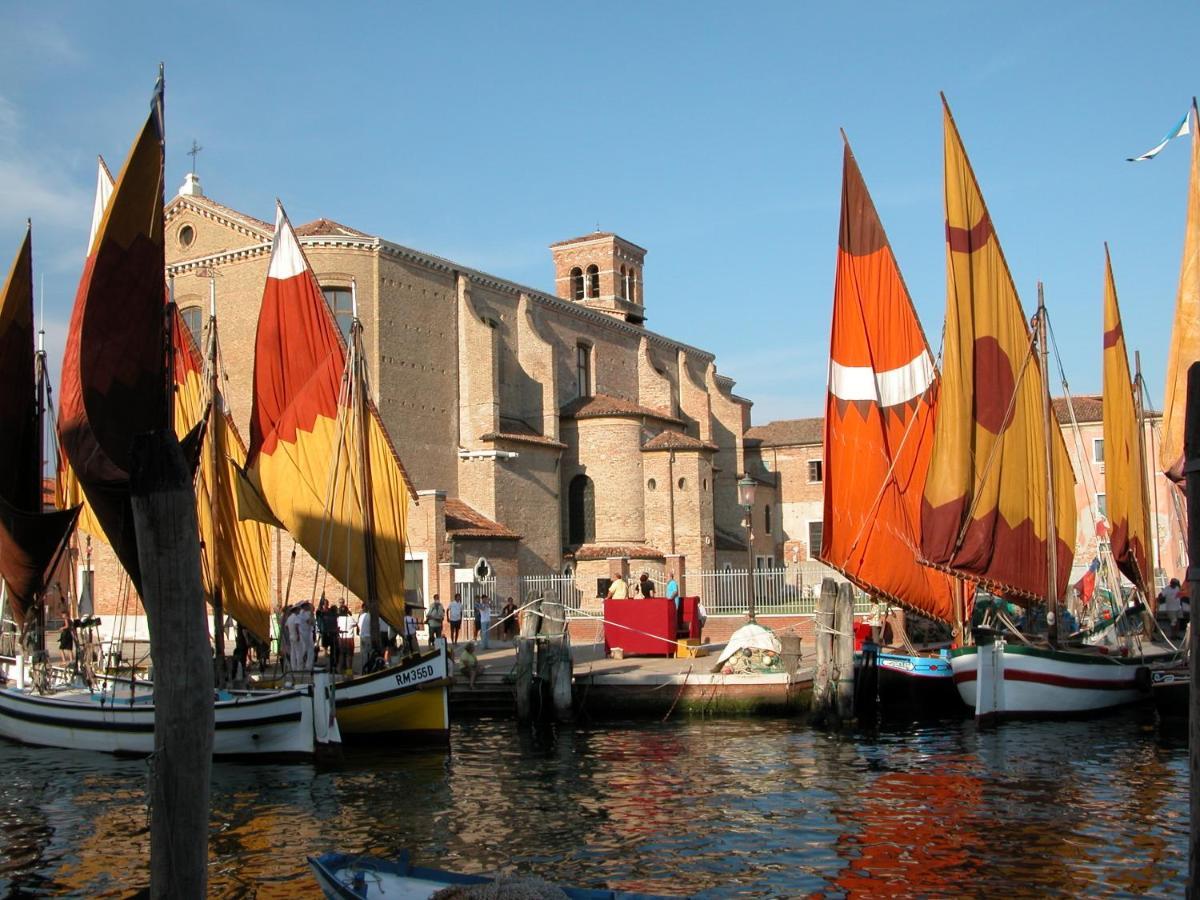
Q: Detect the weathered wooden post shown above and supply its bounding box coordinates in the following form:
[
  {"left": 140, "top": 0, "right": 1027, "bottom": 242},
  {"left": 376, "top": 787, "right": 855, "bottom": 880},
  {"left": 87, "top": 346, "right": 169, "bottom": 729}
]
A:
[
  {"left": 541, "top": 590, "right": 573, "bottom": 721},
  {"left": 834, "top": 581, "right": 856, "bottom": 723},
  {"left": 1183, "top": 362, "right": 1200, "bottom": 891},
  {"left": 131, "top": 430, "right": 212, "bottom": 899},
  {"left": 515, "top": 591, "right": 541, "bottom": 722},
  {"left": 812, "top": 577, "right": 837, "bottom": 722}
]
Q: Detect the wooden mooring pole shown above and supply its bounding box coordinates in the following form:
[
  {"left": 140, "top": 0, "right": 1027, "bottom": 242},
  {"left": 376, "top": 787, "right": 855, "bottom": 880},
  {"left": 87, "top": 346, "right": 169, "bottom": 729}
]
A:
[
  {"left": 812, "top": 578, "right": 837, "bottom": 723},
  {"left": 1184, "top": 362, "right": 1200, "bottom": 893},
  {"left": 131, "top": 430, "right": 213, "bottom": 899},
  {"left": 834, "top": 581, "right": 856, "bottom": 724}
]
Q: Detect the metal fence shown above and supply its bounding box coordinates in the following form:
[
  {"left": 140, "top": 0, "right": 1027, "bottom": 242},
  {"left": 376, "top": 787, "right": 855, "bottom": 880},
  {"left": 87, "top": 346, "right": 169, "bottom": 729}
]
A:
[{"left": 686, "top": 563, "right": 870, "bottom": 617}]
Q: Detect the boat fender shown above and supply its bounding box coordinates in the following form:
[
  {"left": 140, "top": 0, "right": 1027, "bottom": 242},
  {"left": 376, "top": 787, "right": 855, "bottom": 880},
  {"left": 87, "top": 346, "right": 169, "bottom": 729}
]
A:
[{"left": 1134, "top": 666, "right": 1151, "bottom": 693}]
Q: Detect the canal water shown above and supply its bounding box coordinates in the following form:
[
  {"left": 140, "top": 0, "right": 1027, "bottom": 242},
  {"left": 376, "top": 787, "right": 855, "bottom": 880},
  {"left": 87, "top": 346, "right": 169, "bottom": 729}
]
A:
[{"left": 0, "top": 713, "right": 1189, "bottom": 897}]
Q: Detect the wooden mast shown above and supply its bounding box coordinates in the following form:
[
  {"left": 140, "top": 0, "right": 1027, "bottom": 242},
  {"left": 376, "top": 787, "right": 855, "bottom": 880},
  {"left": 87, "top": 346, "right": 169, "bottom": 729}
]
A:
[
  {"left": 351, "top": 278, "right": 383, "bottom": 660},
  {"left": 1037, "top": 283, "right": 1059, "bottom": 647},
  {"left": 1133, "top": 350, "right": 1157, "bottom": 600},
  {"left": 33, "top": 255, "right": 47, "bottom": 658},
  {"left": 207, "top": 276, "right": 226, "bottom": 685}
]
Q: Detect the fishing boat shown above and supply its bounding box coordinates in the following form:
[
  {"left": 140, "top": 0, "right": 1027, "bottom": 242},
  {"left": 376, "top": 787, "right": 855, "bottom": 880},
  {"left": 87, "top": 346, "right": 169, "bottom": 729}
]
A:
[
  {"left": 926, "top": 97, "right": 1175, "bottom": 720},
  {"left": 237, "top": 205, "right": 450, "bottom": 742},
  {"left": 308, "top": 851, "right": 677, "bottom": 899},
  {"left": 819, "top": 135, "right": 963, "bottom": 718},
  {"left": 0, "top": 77, "right": 342, "bottom": 760}
]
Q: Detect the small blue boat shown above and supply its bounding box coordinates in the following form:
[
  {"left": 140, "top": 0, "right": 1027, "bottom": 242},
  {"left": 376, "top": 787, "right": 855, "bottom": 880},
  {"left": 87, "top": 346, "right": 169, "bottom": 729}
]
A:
[{"left": 308, "top": 851, "right": 683, "bottom": 899}]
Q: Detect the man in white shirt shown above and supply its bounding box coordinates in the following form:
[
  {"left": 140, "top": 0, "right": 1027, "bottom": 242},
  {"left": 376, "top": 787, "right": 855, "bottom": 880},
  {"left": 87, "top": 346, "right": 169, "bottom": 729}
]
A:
[
  {"left": 1158, "top": 578, "right": 1183, "bottom": 636},
  {"left": 605, "top": 573, "right": 629, "bottom": 600},
  {"left": 295, "top": 602, "right": 315, "bottom": 674},
  {"left": 357, "top": 605, "right": 376, "bottom": 673},
  {"left": 447, "top": 594, "right": 464, "bottom": 646}
]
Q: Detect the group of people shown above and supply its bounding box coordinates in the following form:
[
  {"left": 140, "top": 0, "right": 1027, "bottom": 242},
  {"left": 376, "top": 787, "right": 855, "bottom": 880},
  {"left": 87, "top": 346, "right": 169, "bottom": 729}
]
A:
[
  {"left": 274, "top": 595, "right": 431, "bottom": 678},
  {"left": 423, "top": 593, "right": 519, "bottom": 650},
  {"left": 605, "top": 571, "right": 681, "bottom": 608}
]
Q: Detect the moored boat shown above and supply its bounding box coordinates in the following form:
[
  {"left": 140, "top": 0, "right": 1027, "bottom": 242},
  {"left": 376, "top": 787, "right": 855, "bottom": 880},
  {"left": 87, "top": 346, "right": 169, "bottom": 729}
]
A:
[{"left": 332, "top": 646, "right": 450, "bottom": 741}]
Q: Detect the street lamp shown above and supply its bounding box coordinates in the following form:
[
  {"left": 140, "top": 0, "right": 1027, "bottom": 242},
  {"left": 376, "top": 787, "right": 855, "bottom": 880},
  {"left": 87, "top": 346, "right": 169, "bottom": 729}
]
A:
[{"left": 737, "top": 474, "right": 757, "bottom": 621}]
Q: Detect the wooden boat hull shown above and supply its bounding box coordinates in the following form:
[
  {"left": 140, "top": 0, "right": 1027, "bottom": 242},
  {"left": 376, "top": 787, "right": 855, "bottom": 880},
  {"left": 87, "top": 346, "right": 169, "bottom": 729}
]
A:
[
  {"left": 334, "top": 648, "right": 450, "bottom": 742},
  {"left": 949, "top": 641, "right": 1151, "bottom": 720},
  {"left": 868, "top": 652, "right": 965, "bottom": 719},
  {"left": 1151, "top": 666, "right": 1190, "bottom": 720},
  {"left": 0, "top": 675, "right": 339, "bottom": 760},
  {"left": 309, "top": 850, "right": 676, "bottom": 899}
]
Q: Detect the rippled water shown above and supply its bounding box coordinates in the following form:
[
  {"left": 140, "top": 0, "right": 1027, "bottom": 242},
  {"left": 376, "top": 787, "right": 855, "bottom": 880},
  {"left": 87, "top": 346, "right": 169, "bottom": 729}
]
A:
[{"left": 0, "top": 712, "right": 1189, "bottom": 897}]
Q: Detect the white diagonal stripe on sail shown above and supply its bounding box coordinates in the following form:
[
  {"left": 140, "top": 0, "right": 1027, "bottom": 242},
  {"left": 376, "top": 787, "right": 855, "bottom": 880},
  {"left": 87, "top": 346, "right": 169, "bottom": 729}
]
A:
[
  {"left": 268, "top": 203, "right": 307, "bottom": 280},
  {"left": 829, "top": 351, "right": 935, "bottom": 406}
]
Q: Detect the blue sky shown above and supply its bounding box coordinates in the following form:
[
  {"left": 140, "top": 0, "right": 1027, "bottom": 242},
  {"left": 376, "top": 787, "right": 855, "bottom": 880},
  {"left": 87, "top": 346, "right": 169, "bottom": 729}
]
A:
[{"left": 1, "top": 3, "right": 1198, "bottom": 424}]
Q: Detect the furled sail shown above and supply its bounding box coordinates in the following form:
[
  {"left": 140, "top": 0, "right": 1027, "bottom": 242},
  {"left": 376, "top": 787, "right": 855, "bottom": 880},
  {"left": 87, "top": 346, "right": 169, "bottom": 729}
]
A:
[
  {"left": 1101, "top": 249, "right": 1154, "bottom": 597},
  {"left": 920, "top": 98, "right": 1076, "bottom": 603},
  {"left": 240, "top": 204, "right": 415, "bottom": 628},
  {"left": 57, "top": 157, "right": 116, "bottom": 542},
  {"left": 58, "top": 77, "right": 167, "bottom": 592},
  {"left": 0, "top": 227, "right": 79, "bottom": 625},
  {"left": 820, "top": 140, "right": 956, "bottom": 623},
  {"left": 1160, "top": 101, "right": 1200, "bottom": 480},
  {"left": 176, "top": 307, "right": 272, "bottom": 642}
]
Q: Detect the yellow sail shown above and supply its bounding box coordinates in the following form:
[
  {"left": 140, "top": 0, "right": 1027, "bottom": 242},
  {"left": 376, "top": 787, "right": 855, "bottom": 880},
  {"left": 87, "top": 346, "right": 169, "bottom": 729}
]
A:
[
  {"left": 920, "top": 98, "right": 1076, "bottom": 603},
  {"left": 1101, "top": 248, "right": 1154, "bottom": 597},
  {"left": 1160, "top": 101, "right": 1200, "bottom": 479},
  {"left": 241, "top": 204, "right": 414, "bottom": 629}
]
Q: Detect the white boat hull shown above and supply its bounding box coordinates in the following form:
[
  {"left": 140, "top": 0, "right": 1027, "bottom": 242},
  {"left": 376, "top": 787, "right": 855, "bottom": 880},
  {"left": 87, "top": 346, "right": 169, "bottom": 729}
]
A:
[
  {"left": 0, "top": 673, "right": 341, "bottom": 759},
  {"left": 950, "top": 640, "right": 1151, "bottom": 720}
]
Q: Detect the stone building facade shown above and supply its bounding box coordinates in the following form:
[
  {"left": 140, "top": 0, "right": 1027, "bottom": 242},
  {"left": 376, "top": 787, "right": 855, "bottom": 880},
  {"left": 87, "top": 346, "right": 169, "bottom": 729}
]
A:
[{"left": 74, "top": 173, "right": 760, "bottom": 624}]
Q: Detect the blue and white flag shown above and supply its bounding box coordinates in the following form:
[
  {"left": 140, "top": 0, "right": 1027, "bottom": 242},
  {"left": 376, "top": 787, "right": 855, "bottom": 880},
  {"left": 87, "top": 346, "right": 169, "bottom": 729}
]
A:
[{"left": 1127, "top": 108, "right": 1192, "bottom": 162}]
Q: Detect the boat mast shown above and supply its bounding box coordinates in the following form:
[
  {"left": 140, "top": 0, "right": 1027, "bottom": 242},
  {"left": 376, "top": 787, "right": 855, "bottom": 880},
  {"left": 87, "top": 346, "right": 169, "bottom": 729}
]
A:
[
  {"left": 1037, "top": 283, "right": 1059, "bottom": 647},
  {"left": 350, "top": 279, "right": 382, "bottom": 659},
  {"left": 165, "top": 274, "right": 176, "bottom": 433},
  {"left": 207, "top": 276, "right": 226, "bottom": 685},
  {"left": 33, "top": 268, "right": 47, "bottom": 658},
  {"left": 1133, "top": 350, "right": 1156, "bottom": 597}
]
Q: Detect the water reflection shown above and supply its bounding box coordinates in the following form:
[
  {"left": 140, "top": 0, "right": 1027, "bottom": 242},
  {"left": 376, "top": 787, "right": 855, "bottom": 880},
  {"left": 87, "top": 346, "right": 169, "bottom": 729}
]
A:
[{"left": 0, "top": 714, "right": 1188, "bottom": 897}]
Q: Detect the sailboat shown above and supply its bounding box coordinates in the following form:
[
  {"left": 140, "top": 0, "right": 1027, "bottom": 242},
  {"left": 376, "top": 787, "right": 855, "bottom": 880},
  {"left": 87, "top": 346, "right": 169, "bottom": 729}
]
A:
[
  {"left": 928, "top": 97, "right": 1171, "bottom": 720},
  {"left": 820, "top": 137, "right": 962, "bottom": 717},
  {"left": 0, "top": 76, "right": 339, "bottom": 760},
  {"left": 237, "top": 204, "right": 450, "bottom": 742}
]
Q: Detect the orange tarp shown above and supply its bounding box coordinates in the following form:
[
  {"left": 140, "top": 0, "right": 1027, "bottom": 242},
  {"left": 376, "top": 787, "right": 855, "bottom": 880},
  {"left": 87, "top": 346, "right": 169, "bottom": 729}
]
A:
[
  {"left": 1101, "top": 250, "right": 1153, "bottom": 597},
  {"left": 920, "top": 99, "right": 1076, "bottom": 603},
  {"left": 821, "top": 142, "right": 956, "bottom": 624}
]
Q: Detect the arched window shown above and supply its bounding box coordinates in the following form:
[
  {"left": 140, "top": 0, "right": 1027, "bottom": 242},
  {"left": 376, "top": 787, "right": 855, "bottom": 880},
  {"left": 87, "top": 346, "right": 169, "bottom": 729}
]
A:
[
  {"left": 179, "top": 305, "right": 204, "bottom": 347},
  {"left": 630, "top": 269, "right": 639, "bottom": 303},
  {"left": 321, "top": 286, "right": 354, "bottom": 343},
  {"left": 586, "top": 264, "right": 599, "bottom": 299},
  {"left": 570, "top": 267, "right": 584, "bottom": 301},
  {"left": 567, "top": 474, "right": 595, "bottom": 545},
  {"left": 619, "top": 265, "right": 627, "bottom": 299}
]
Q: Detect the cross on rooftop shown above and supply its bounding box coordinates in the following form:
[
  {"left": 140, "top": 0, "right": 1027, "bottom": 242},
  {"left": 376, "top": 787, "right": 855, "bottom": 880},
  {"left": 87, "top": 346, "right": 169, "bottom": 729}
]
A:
[{"left": 188, "top": 140, "right": 202, "bottom": 175}]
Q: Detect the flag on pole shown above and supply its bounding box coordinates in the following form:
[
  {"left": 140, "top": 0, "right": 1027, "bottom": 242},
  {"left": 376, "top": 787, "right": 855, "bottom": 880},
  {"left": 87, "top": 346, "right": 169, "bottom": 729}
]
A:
[{"left": 1127, "top": 108, "right": 1192, "bottom": 162}]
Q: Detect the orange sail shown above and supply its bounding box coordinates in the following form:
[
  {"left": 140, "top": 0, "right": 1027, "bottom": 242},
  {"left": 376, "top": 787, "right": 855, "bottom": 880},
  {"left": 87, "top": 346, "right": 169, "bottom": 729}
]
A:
[
  {"left": 241, "top": 204, "right": 415, "bottom": 628},
  {"left": 58, "top": 78, "right": 167, "bottom": 591},
  {"left": 175, "top": 309, "right": 273, "bottom": 642},
  {"left": 0, "top": 227, "right": 79, "bottom": 624},
  {"left": 1160, "top": 101, "right": 1200, "bottom": 480},
  {"left": 1101, "top": 249, "right": 1154, "bottom": 597},
  {"left": 920, "top": 98, "right": 1076, "bottom": 603},
  {"left": 821, "top": 141, "right": 956, "bottom": 623}
]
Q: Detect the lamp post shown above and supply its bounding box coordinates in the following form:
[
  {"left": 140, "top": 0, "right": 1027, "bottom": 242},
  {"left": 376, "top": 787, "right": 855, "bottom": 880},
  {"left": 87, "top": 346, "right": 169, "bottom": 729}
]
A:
[{"left": 737, "top": 474, "right": 757, "bottom": 622}]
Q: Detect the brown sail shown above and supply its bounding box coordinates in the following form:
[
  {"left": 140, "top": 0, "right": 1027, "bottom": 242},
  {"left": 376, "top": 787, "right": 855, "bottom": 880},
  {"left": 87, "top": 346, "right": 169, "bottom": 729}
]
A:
[{"left": 0, "top": 227, "right": 79, "bottom": 624}]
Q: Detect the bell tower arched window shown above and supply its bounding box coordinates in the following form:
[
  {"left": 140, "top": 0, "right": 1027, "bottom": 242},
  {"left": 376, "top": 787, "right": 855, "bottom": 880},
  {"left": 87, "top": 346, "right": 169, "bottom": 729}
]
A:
[
  {"left": 586, "top": 264, "right": 599, "bottom": 299},
  {"left": 568, "top": 474, "right": 595, "bottom": 545},
  {"left": 619, "top": 265, "right": 627, "bottom": 299},
  {"left": 570, "top": 267, "right": 584, "bottom": 301}
]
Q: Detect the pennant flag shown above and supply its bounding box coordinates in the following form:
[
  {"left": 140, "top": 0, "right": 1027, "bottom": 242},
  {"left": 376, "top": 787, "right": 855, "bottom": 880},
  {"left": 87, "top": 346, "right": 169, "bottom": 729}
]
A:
[
  {"left": 1075, "top": 557, "right": 1100, "bottom": 604},
  {"left": 821, "top": 139, "right": 957, "bottom": 624},
  {"left": 241, "top": 203, "right": 415, "bottom": 629},
  {"left": 1101, "top": 248, "right": 1154, "bottom": 597},
  {"left": 1127, "top": 108, "right": 1192, "bottom": 162},
  {"left": 0, "top": 227, "right": 79, "bottom": 625},
  {"left": 1160, "top": 100, "right": 1200, "bottom": 479},
  {"left": 920, "top": 97, "right": 1077, "bottom": 604},
  {"left": 58, "top": 73, "right": 167, "bottom": 592}
]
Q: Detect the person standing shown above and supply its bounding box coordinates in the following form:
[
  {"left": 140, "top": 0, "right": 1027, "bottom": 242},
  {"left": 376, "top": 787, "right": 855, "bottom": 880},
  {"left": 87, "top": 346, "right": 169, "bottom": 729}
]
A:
[
  {"left": 403, "top": 608, "right": 419, "bottom": 655},
  {"left": 336, "top": 600, "right": 355, "bottom": 674},
  {"left": 1158, "top": 578, "right": 1183, "bottom": 637},
  {"left": 501, "top": 597, "right": 518, "bottom": 641},
  {"left": 637, "top": 572, "right": 655, "bottom": 598},
  {"left": 426, "top": 594, "right": 446, "bottom": 647},
  {"left": 317, "top": 596, "right": 339, "bottom": 670},
  {"left": 606, "top": 573, "right": 629, "bottom": 600},
  {"left": 477, "top": 595, "right": 492, "bottom": 650},
  {"left": 296, "top": 601, "right": 315, "bottom": 674},
  {"left": 447, "top": 593, "right": 464, "bottom": 646},
  {"left": 357, "top": 603, "right": 376, "bottom": 673},
  {"left": 666, "top": 571, "right": 682, "bottom": 634}
]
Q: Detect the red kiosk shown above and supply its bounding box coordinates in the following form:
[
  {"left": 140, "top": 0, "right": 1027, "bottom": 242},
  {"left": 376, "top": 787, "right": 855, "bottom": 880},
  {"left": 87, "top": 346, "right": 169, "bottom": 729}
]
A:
[{"left": 603, "top": 596, "right": 702, "bottom": 656}]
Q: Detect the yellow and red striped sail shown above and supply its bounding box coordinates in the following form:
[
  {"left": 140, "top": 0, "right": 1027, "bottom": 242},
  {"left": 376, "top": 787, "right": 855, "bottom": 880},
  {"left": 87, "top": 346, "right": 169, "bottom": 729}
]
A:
[
  {"left": 1160, "top": 101, "right": 1200, "bottom": 481},
  {"left": 0, "top": 227, "right": 79, "bottom": 624},
  {"left": 821, "top": 142, "right": 956, "bottom": 623},
  {"left": 920, "top": 99, "right": 1076, "bottom": 603},
  {"left": 174, "top": 315, "right": 273, "bottom": 641},
  {"left": 57, "top": 158, "right": 117, "bottom": 541},
  {"left": 1101, "top": 249, "right": 1154, "bottom": 597},
  {"left": 58, "top": 78, "right": 166, "bottom": 591},
  {"left": 241, "top": 204, "right": 415, "bottom": 628}
]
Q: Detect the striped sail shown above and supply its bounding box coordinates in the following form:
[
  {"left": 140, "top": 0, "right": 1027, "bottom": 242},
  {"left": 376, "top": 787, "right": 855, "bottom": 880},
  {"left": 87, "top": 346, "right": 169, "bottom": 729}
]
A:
[
  {"left": 240, "top": 204, "right": 415, "bottom": 629},
  {"left": 1101, "top": 249, "right": 1153, "bottom": 597},
  {"left": 821, "top": 141, "right": 956, "bottom": 624},
  {"left": 920, "top": 98, "right": 1076, "bottom": 603}
]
